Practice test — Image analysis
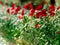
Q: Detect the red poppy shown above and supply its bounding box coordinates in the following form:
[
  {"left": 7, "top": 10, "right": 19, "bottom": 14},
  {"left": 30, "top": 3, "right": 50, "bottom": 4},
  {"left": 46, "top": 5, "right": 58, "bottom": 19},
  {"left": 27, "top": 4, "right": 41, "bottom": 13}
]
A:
[
  {"left": 23, "top": 4, "right": 28, "bottom": 9},
  {"left": 15, "top": 6, "right": 20, "bottom": 13},
  {"left": 28, "top": 3, "right": 33, "bottom": 10},
  {"left": 11, "top": 7, "right": 15, "bottom": 10},
  {"left": 36, "top": 12, "right": 42, "bottom": 18},
  {"left": 21, "top": 9, "right": 24, "bottom": 16},
  {"left": 48, "top": 9, "right": 52, "bottom": 13},
  {"left": 7, "top": 8, "right": 10, "bottom": 13},
  {"left": 17, "top": 15, "right": 23, "bottom": 19},
  {"left": 35, "top": 24, "right": 40, "bottom": 28},
  {"left": 23, "top": 3, "right": 33, "bottom": 10},
  {"left": 41, "top": 9, "right": 47, "bottom": 17},
  {"left": 48, "top": 5, "right": 55, "bottom": 10},
  {"left": 11, "top": 3, "right": 16, "bottom": 7},
  {"left": 42, "top": 9, "right": 46, "bottom": 14},
  {"left": 42, "top": 13, "right": 47, "bottom": 17},
  {"left": 11, "top": 11, "right": 15, "bottom": 14},
  {"left": 0, "top": 1, "right": 2, "bottom": 4},
  {"left": 35, "top": 5, "right": 42, "bottom": 10},
  {"left": 48, "top": 5, "right": 55, "bottom": 13},
  {"left": 29, "top": 9, "right": 35, "bottom": 16},
  {"left": 48, "top": 5, "right": 55, "bottom": 16}
]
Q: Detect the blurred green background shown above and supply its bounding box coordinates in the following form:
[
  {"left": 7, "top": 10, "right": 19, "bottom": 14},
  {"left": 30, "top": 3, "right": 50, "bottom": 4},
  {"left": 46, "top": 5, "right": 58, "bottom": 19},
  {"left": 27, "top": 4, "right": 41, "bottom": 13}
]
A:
[{"left": 0, "top": 0, "right": 60, "bottom": 6}]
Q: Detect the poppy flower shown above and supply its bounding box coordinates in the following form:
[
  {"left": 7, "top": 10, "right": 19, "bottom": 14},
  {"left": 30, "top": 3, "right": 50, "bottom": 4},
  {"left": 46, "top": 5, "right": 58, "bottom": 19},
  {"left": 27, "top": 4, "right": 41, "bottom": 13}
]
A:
[
  {"left": 29, "top": 9, "right": 35, "bottom": 16},
  {"left": 11, "top": 7, "right": 15, "bottom": 10},
  {"left": 10, "top": 11, "right": 15, "bottom": 14},
  {"left": 48, "top": 5, "right": 55, "bottom": 13},
  {"left": 11, "top": 3, "right": 16, "bottom": 7},
  {"left": 17, "top": 15, "right": 23, "bottom": 19},
  {"left": 7, "top": 8, "right": 15, "bottom": 14},
  {"left": 36, "top": 12, "right": 42, "bottom": 18},
  {"left": 6, "top": 8, "right": 10, "bottom": 13},
  {"left": 35, "top": 24, "right": 40, "bottom": 28},
  {"left": 0, "top": 1, "right": 2, "bottom": 4},
  {"left": 35, "top": 5, "right": 42, "bottom": 10},
  {"left": 42, "top": 9, "right": 46, "bottom": 14},
  {"left": 42, "top": 13, "right": 47, "bottom": 17},
  {"left": 48, "top": 9, "right": 53, "bottom": 13},
  {"left": 48, "top": 5, "right": 55, "bottom": 16},
  {"left": 21, "top": 9, "right": 24, "bottom": 16},
  {"left": 23, "top": 4, "right": 28, "bottom": 9},
  {"left": 23, "top": 3, "right": 33, "bottom": 10},
  {"left": 15, "top": 6, "right": 20, "bottom": 13},
  {"left": 28, "top": 3, "right": 33, "bottom": 10},
  {"left": 49, "top": 5, "right": 55, "bottom": 10},
  {"left": 41, "top": 9, "right": 47, "bottom": 17}
]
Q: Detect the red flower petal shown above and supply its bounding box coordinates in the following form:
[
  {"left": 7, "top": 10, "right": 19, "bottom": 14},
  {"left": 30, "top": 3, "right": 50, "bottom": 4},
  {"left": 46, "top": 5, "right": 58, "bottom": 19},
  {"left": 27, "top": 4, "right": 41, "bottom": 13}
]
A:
[
  {"left": 35, "top": 5, "right": 42, "bottom": 10},
  {"left": 23, "top": 4, "right": 28, "bottom": 9},
  {"left": 0, "top": 1, "right": 2, "bottom": 4},
  {"left": 42, "top": 13, "right": 47, "bottom": 17},
  {"left": 23, "top": 3, "right": 33, "bottom": 10},
  {"left": 35, "top": 24, "right": 40, "bottom": 28},
  {"left": 17, "top": 15, "right": 23, "bottom": 19},
  {"left": 49, "top": 5, "right": 55, "bottom": 10},
  {"left": 7, "top": 8, "right": 10, "bottom": 13},
  {"left": 29, "top": 9, "right": 35, "bottom": 16},
  {"left": 15, "top": 6, "right": 20, "bottom": 13},
  {"left": 36, "top": 12, "right": 42, "bottom": 18},
  {"left": 11, "top": 3, "right": 16, "bottom": 7},
  {"left": 21, "top": 9, "right": 24, "bottom": 16},
  {"left": 28, "top": 3, "right": 33, "bottom": 10},
  {"left": 11, "top": 11, "right": 15, "bottom": 14},
  {"left": 42, "top": 9, "right": 46, "bottom": 14},
  {"left": 11, "top": 7, "right": 15, "bottom": 10}
]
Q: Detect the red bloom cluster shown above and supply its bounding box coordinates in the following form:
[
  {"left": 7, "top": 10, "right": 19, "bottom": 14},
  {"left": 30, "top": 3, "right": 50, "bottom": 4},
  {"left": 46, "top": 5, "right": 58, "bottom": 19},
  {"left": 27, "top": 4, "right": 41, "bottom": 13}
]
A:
[
  {"left": 5, "top": 2, "right": 57, "bottom": 19},
  {"left": 48, "top": 5, "right": 55, "bottom": 16},
  {"left": 7, "top": 3, "right": 20, "bottom": 14},
  {"left": 36, "top": 9, "right": 47, "bottom": 18}
]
